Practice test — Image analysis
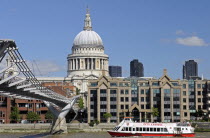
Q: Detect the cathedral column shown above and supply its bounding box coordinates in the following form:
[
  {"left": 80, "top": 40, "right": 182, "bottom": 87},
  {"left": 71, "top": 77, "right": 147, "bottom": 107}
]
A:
[
  {"left": 69, "top": 60, "right": 71, "bottom": 71},
  {"left": 101, "top": 59, "right": 104, "bottom": 70},
  {"left": 72, "top": 59, "right": 73, "bottom": 70},
  {"left": 76, "top": 58, "right": 78, "bottom": 70},
  {"left": 87, "top": 58, "right": 90, "bottom": 69},
  {"left": 72, "top": 59, "right": 75, "bottom": 70}
]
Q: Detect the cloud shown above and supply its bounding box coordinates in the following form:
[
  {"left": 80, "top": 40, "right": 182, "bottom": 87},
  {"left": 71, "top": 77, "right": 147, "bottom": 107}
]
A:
[
  {"left": 176, "top": 30, "right": 185, "bottom": 35},
  {"left": 26, "top": 60, "right": 65, "bottom": 76},
  {"left": 176, "top": 36, "right": 208, "bottom": 47}
]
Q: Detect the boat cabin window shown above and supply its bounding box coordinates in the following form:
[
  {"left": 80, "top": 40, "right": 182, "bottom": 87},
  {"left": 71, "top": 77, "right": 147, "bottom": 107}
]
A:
[
  {"left": 140, "top": 127, "right": 142, "bottom": 131},
  {"left": 126, "top": 127, "right": 128, "bottom": 131},
  {"left": 147, "top": 128, "right": 149, "bottom": 131},
  {"left": 136, "top": 127, "right": 139, "bottom": 131},
  {"left": 164, "top": 128, "right": 168, "bottom": 132},
  {"left": 157, "top": 128, "right": 160, "bottom": 132},
  {"left": 150, "top": 128, "right": 153, "bottom": 131},
  {"left": 143, "top": 128, "right": 146, "bottom": 131},
  {"left": 186, "top": 128, "right": 188, "bottom": 130},
  {"left": 154, "top": 128, "right": 156, "bottom": 131},
  {"left": 121, "top": 128, "right": 124, "bottom": 131},
  {"left": 133, "top": 128, "right": 135, "bottom": 131},
  {"left": 129, "top": 127, "right": 131, "bottom": 131},
  {"left": 161, "top": 128, "right": 163, "bottom": 132},
  {"left": 182, "top": 128, "right": 184, "bottom": 130}
]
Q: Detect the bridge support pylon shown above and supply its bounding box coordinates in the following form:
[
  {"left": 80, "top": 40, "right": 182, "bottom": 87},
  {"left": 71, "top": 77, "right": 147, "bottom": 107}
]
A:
[{"left": 44, "top": 98, "right": 77, "bottom": 134}]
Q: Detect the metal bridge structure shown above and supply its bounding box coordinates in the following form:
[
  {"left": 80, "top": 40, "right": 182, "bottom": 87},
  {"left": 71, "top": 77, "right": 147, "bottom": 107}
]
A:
[{"left": 0, "top": 39, "right": 80, "bottom": 134}]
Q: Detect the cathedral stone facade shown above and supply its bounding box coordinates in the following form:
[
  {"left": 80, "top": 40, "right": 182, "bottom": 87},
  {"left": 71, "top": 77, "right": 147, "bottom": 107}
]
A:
[{"left": 67, "top": 9, "right": 109, "bottom": 93}]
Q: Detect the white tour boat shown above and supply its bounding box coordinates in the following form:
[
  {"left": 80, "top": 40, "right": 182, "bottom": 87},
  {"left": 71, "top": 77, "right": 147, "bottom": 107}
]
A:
[{"left": 108, "top": 117, "right": 195, "bottom": 137}]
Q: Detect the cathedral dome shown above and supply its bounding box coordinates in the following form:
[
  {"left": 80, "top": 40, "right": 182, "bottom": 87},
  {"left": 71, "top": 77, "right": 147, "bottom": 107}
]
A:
[{"left": 73, "top": 30, "right": 103, "bottom": 46}]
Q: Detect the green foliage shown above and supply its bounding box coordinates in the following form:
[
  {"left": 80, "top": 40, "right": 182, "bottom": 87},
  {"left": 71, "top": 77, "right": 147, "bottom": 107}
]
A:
[
  {"left": 10, "top": 106, "right": 20, "bottom": 123},
  {"left": 89, "top": 121, "right": 95, "bottom": 127},
  {"left": 94, "top": 120, "right": 100, "bottom": 125},
  {"left": 26, "top": 112, "right": 41, "bottom": 123},
  {"left": 45, "top": 110, "right": 54, "bottom": 120},
  {"left": 78, "top": 97, "right": 84, "bottom": 109},
  {"left": 196, "top": 109, "right": 204, "bottom": 118},
  {"left": 151, "top": 107, "right": 159, "bottom": 117},
  {"left": 76, "top": 88, "right": 80, "bottom": 95},
  {"left": 103, "top": 113, "right": 112, "bottom": 119}
]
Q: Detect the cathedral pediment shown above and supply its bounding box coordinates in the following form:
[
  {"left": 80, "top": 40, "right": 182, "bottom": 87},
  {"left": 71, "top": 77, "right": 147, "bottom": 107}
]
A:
[{"left": 83, "top": 74, "right": 99, "bottom": 80}]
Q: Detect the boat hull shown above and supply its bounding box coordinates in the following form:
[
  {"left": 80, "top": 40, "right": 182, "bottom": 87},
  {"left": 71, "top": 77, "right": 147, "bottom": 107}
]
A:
[{"left": 108, "top": 131, "right": 195, "bottom": 137}]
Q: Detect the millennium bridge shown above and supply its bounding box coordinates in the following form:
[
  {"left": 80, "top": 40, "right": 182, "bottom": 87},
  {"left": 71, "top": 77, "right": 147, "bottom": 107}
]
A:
[{"left": 0, "top": 39, "right": 80, "bottom": 134}]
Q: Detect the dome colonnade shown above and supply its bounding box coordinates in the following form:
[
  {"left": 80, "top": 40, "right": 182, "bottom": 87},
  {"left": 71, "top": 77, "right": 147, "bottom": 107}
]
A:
[{"left": 67, "top": 9, "right": 109, "bottom": 77}]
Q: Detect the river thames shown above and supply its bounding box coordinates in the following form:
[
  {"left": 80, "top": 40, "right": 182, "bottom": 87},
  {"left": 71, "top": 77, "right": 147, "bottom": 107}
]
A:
[{"left": 0, "top": 132, "right": 209, "bottom": 138}]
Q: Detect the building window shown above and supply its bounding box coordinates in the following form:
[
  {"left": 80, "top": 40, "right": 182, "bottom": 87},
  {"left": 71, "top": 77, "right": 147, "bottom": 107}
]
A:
[
  {"left": 153, "top": 89, "right": 160, "bottom": 94},
  {"left": 183, "top": 98, "right": 186, "bottom": 103},
  {"left": 146, "top": 104, "right": 150, "bottom": 109},
  {"left": 198, "top": 91, "right": 201, "bottom": 95},
  {"left": 110, "top": 97, "right": 116, "bottom": 101},
  {"left": 125, "top": 105, "right": 129, "bottom": 109},
  {"left": 121, "top": 97, "right": 124, "bottom": 102},
  {"left": 184, "top": 112, "right": 188, "bottom": 117},
  {"left": 125, "top": 83, "right": 129, "bottom": 87},
  {"left": 100, "top": 97, "right": 107, "bottom": 101},
  {"left": 121, "top": 90, "right": 124, "bottom": 94},
  {"left": 100, "top": 89, "right": 106, "bottom": 94},
  {"left": 183, "top": 84, "right": 186, "bottom": 89},
  {"left": 145, "top": 89, "right": 149, "bottom": 94},
  {"left": 164, "top": 104, "right": 170, "bottom": 108},
  {"left": 125, "top": 90, "right": 129, "bottom": 94},
  {"left": 110, "top": 105, "right": 116, "bottom": 109},
  {"left": 0, "top": 111, "right": 5, "bottom": 117},
  {"left": 173, "top": 89, "right": 180, "bottom": 93},
  {"left": 183, "top": 91, "right": 186, "bottom": 96},
  {"left": 198, "top": 98, "right": 201, "bottom": 103},
  {"left": 141, "top": 97, "right": 144, "bottom": 102},
  {"left": 110, "top": 83, "right": 117, "bottom": 87},
  {"left": 90, "top": 82, "right": 98, "bottom": 87},
  {"left": 183, "top": 105, "right": 186, "bottom": 110},
  {"left": 152, "top": 82, "right": 159, "bottom": 86},
  {"left": 141, "top": 90, "right": 144, "bottom": 94},
  {"left": 125, "top": 97, "right": 129, "bottom": 102},
  {"left": 197, "top": 84, "right": 201, "bottom": 89},
  {"left": 141, "top": 105, "right": 144, "bottom": 109},
  {"left": 110, "top": 90, "right": 116, "bottom": 94},
  {"left": 198, "top": 105, "right": 202, "bottom": 109},
  {"left": 121, "top": 105, "right": 124, "bottom": 109},
  {"left": 164, "top": 89, "right": 170, "bottom": 94},
  {"left": 100, "top": 105, "right": 106, "bottom": 109}
]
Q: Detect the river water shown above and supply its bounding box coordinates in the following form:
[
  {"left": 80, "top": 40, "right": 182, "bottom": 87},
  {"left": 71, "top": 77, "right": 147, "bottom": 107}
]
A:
[{"left": 0, "top": 132, "right": 209, "bottom": 138}]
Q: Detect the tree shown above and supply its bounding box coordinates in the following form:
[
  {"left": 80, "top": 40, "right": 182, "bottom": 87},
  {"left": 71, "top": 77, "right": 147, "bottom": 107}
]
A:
[
  {"left": 10, "top": 106, "right": 20, "bottom": 123},
  {"left": 103, "top": 113, "right": 112, "bottom": 122},
  {"left": 78, "top": 97, "right": 84, "bottom": 109},
  {"left": 26, "top": 112, "right": 41, "bottom": 123},
  {"left": 195, "top": 109, "right": 204, "bottom": 120},
  {"left": 151, "top": 107, "right": 159, "bottom": 122},
  {"left": 76, "top": 88, "right": 80, "bottom": 95},
  {"left": 151, "top": 107, "right": 159, "bottom": 117},
  {"left": 45, "top": 110, "right": 54, "bottom": 123}
]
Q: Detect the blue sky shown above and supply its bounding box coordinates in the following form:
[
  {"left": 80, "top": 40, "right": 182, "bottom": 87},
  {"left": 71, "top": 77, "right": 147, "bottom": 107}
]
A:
[{"left": 1, "top": 0, "right": 210, "bottom": 79}]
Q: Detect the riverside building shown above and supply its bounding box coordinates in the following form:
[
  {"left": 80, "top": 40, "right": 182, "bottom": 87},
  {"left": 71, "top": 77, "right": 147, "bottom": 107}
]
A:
[{"left": 87, "top": 69, "right": 209, "bottom": 123}]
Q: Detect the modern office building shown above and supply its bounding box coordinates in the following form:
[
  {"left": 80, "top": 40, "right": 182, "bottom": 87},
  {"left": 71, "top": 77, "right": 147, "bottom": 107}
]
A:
[
  {"left": 130, "top": 59, "right": 144, "bottom": 77},
  {"left": 87, "top": 69, "right": 209, "bottom": 123},
  {"left": 183, "top": 60, "right": 198, "bottom": 80},
  {"left": 109, "top": 66, "right": 122, "bottom": 77}
]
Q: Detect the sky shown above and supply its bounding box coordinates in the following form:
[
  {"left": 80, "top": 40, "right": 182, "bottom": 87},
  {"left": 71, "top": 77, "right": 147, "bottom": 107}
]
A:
[{"left": 1, "top": 0, "right": 210, "bottom": 79}]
